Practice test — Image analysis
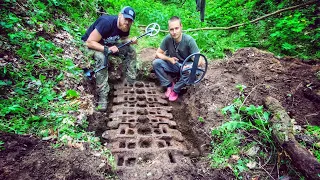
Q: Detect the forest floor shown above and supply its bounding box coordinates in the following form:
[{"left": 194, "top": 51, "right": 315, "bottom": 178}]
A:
[{"left": 1, "top": 43, "right": 320, "bottom": 179}]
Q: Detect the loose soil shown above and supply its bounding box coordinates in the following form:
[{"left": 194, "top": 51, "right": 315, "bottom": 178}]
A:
[
  {"left": 1, "top": 45, "right": 319, "bottom": 179},
  {"left": 0, "top": 132, "right": 110, "bottom": 180}
]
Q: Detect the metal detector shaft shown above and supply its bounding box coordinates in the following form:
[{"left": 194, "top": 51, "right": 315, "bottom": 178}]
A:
[{"left": 117, "top": 31, "right": 152, "bottom": 49}]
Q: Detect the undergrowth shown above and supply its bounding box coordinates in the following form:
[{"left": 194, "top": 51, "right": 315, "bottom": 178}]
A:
[
  {"left": 210, "top": 84, "right": 320, "bottom": 178},
  {"left": 304, "top": 125, "right": 320, "bottom": 162},
  {"left": 209, "top": 84, "right": 275, "bottom": 178},
  {"left": 0, "top": 0, "right": 115, "bottom": 170}
]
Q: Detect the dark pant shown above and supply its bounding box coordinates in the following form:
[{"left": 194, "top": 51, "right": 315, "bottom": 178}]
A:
[{"left": 152, "top": 58, "right": 186, "bottom": 93}]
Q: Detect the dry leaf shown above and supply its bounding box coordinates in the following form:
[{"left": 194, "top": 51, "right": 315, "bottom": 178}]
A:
[{"left": 246, "top": 161, "right": 257, "bottom": 169}]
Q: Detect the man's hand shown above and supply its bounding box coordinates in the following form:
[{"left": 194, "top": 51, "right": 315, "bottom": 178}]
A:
[
  {"left": 168, "top": 57, "right": 179, "bottom": 64},
  {"left": 131, "top": 37, "right": 138, "bottom": 44},
  {"left": 198, "top": 58, "right": 205, "bottom": 67},
  {"left": 108, "top": 45, "right": 119, "bottom": 54}
]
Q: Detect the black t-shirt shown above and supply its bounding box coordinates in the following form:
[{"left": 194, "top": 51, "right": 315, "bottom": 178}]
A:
[{"left": 81, "top": 15, "right": 129, "bottom": 44}]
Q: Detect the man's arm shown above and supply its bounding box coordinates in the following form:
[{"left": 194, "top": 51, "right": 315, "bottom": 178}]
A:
[
  {"left": 155, "top": 48, "right": 177, "bottom": 64},
  {"left": 86, "top": 29, "right": 118, "bottom": 53},
  {"left": 188, "top": 37, "right": 205, "bottom": 66},
  {"left": 121, "top": 36, "right": 138, "bottom": 44}
]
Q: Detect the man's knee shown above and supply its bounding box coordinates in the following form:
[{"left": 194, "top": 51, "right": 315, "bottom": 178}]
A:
[{"left": 152, "top": 58, "right": 164, "bottom": 69}]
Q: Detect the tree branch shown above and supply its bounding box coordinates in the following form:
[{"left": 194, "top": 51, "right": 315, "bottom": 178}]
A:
[{"left": 139, "top": 0, "right": 318, "bottom": 33}]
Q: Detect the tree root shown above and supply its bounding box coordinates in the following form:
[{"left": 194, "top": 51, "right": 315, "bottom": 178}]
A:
[{"left": 265, "top": 96, "right": 320, "bottom": 179}]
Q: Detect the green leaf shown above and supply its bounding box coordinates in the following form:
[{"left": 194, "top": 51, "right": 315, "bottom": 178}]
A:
[
  {"left": 235, "top": 84, "right": 246, "bottom": 92},
  {"left": 221, "top": 105, "right": 231, "bottom": 115},
  {"left": 231, "top": 113, "right": 241, "bottom": 121},
  {"left": 2, "top": 104, "right": 26, "bottom": 115},
  {"left": 263, "top": 112, "right": 270, "bottom": 121},
  {"left": 254, "top": 119, "right": 267, "bottom": 126},
  {"left": 256, "top": 106, "right": 263, "bottom": 114},
  {"left": 28, "top": 115, "right": 41, "bottom": 122},
  {"left": 198, "top": 116, "right": 205, "bottom": 123},
  {"left": 282, "top": 43, "right": 295, "bottom": 50},
  {"left": 56, "top": 73, "right": 64, "bottom": 81},
  {"left": 233, "top": 98, "right": 243, "bottom": 106},
  {"left": 39, "top": 74, "right": 46, "bottom": 82},
  {"left": 66, "top": 89, "right": 79, "bottom": 99},
  {"left": 0, "top": 81, "right": 7, "bottom": 86},
  {"left": 245, "top": 105, "right": 257, "bottom": 116},
  {"left": 211, "top": 129, "right": 220, "bottom": 136}
]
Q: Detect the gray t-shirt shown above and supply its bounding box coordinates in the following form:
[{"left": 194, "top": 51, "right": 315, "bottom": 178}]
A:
[{"left": 160, "top": 34, "right": 199, "bottom": 62}]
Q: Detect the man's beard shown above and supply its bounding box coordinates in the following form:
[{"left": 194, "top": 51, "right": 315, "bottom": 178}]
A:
[{"left": 119, "top": 23, "right": 130, "bottom": 32}]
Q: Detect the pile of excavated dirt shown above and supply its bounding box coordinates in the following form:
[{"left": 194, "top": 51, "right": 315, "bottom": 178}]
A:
[
  {"left": 135, "top": 47, "right": 320, "bottom": 179},
  {"left": 182, "top": 47, "right": 320, "bottom": 147}
]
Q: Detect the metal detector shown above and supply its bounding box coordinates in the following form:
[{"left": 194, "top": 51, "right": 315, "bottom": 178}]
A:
[
  {"left": 84, "top": 23, "right": 160, "bottom": 79},
  {"left": 177, "top": 53, "right": 208, "bottom": 85}
]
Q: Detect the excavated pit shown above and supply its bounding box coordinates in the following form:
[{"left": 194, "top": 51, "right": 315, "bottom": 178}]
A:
[{"left": 102, "top": 81, "right": 197, "bottom": 179}]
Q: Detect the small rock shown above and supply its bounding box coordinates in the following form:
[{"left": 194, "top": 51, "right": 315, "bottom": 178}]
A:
[
  {"left": 189, "top": 148, "right": 200, "bottom": 157},
  {"left": 264, "top": 76, "right": 272, "bottom": 81},
  {"left": 98, "top": 163, "right": 106, "bottom": 169}
]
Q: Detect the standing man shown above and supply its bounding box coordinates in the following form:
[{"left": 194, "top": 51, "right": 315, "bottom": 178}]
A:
[
  {"left": 153, "top": 16, "right": 203, "bottom": 101},
  {"left": 82, "top": 6, "right": 137, "bottom": 111}
]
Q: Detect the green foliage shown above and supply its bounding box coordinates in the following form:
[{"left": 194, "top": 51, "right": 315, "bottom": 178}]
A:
[
  {"left": 0, "top": 141, "right": 4, "bottom": 150},
  {"left": 202, "top": 0, "right": 319, "bottom": 60},
  {"left": 304, "top": 125, "right": 320, "bottom": 162},
  {"left": 1, "top": 0, "right": 319, "bottom": 60},
  {"left": 198, "top": 116, "right": 205, "bottom": 123},
  {"left": 0, "top": 0, "right": 115, "bottom": 168},
  {"left": 210, "top": 84, "right": 274, "bottom": 178},
  {"left": 268, "top": 11, "right": 318, "bottom": 59},
  {"left": 66, "top": 89, "right": 80, "bottom": 99}
]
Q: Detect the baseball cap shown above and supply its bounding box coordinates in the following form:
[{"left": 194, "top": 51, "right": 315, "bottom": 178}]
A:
[{"left": 121, "top": 6, "right": 135, "bottom": 21}]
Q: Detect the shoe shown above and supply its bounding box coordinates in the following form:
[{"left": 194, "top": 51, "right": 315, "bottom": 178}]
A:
[
  {"left": 97, "top": 96, "right": 108, "bottom": 112},
  {"left": 165, "top": 82, "right": 175, "bottom": 98},
  {"left": 169, "top": 91, "right": 178, "bottom": 101}
]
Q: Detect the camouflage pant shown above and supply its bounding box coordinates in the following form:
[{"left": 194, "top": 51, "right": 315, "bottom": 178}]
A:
[{"left": 85, "top": 44, "right": 137, "bottom": 99}]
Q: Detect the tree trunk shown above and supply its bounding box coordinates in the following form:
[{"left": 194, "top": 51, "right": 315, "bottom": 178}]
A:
[{"left": 265, "top": 96, "right": 320, "bottom": 179}]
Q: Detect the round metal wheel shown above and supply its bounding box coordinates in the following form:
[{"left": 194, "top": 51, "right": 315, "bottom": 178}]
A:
[
  {"left": 180, "top": 53, "right": 208, "bottom": 85},
  {"left": 145, "top": 23, "right": 160, "bottom": 36}
]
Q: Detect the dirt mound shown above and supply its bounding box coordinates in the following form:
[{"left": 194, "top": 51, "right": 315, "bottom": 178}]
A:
[
  {"left": 0, "top": 132, "right": 109, "bottom": 180},
  {"left": 182, "top": 47, "right": 320, "bottom": 145},
  {"left": 138, "top": 48, "right": 156, "bottom": 63}
]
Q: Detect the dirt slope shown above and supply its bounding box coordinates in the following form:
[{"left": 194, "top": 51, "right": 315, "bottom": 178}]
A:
[{"left": 182, "top": 48, "right": 319, "bottom": 141}]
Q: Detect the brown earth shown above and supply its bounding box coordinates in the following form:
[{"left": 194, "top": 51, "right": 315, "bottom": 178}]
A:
[
  {"left": 139, "top": 47, "right": 320, "bottom": 179},
  {"left": 181, "top": 47, "right": 320, "bottom": 143},
  {"left": 1, "top": 45, "right": 319, "bottom": 179},
  {"left": 0, "top": 132, "right": 111, "bottom": 180}
]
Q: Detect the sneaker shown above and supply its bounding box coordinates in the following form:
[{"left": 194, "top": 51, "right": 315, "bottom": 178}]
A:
[
  {"left": 165, "top": 82, "right": 175, "bottom": 98},
  {"left": 169, "top": 91, "right": 179, "bottom": 101}
]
